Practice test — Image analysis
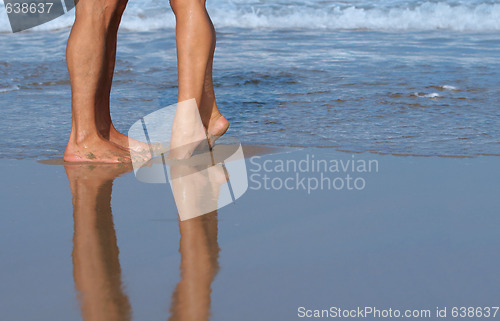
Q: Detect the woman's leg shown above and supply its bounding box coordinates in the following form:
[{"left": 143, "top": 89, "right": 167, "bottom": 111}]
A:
[
  {"left": 168, "top": 212, "right": 220, "bottom": 321},
  {"left": 169, "top": 0, "right": 229, "bottom": 158},
  {"left": 199, "top": 16, "right": 229, "bottom": 146},
  {"left": 171, "top": 0, "right": 212, "bottom": 105}
]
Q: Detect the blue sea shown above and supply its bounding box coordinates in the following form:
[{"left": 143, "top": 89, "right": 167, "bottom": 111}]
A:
[{"left": 0, "top": 0, "right": 499, "bottom": 158}]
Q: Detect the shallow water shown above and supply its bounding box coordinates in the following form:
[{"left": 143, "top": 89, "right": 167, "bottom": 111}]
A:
[{"left": 1, "top": 27, "right": 499, "bottom": 158}]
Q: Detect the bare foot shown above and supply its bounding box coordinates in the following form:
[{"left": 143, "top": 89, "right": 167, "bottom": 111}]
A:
[
  {"left": 206, "top": 113, "right": 229, "bottom": 148},
  {"left": 169, "top": 99, "right": 209, "bottom": 160},
  {"left": 64, "top": 135, "right": 147, "bottom": 163},
  {"left": 110, "top": 128, "right": 152, "bottom": 154},
  {"left": 101, "top": 125, "right": 153, "bottom": 157}
]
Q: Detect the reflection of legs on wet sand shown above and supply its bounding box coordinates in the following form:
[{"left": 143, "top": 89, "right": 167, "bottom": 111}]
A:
[
  {"left": 169, "top": 212, "right": 220, "bottom": 321},
  {"left": 170, "top": 161, "right": 229, "bottom": 221},
  {"left": 65, "top": 160, "right": 226, "bottom": 320},
  {"left": 168, "top": 157, "right": 227, "bottom": 319},
  {"left": 65, "top": 164, "right": 132, "bottom": 321}
]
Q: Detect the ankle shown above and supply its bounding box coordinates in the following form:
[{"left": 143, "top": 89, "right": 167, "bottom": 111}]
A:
[
  {"left": 210, "top": 111, "right": 223, "bottom": 121},
  {"left": 202, "top": 111, "right": 223, "bottom": 128},
  {"left": 95, "top": 120, "right": 112, "bottom": 132},
  {"left": 75, "top": 132, "right": 101, "bottom": 146}
]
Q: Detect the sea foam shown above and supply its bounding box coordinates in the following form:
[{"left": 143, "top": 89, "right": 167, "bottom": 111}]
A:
[{"left": 0, "top": 0, "right": 499, "bottom": 33}]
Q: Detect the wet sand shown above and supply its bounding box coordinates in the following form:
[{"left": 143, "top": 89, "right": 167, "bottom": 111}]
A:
[{"left": 0, "top": 146, "right": 499, "bottom": 321}]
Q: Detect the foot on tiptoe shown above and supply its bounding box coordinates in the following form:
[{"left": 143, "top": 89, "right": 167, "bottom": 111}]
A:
[
  {"left": 169, "top": 99, "right": 209, "bottom": 160},
  {"left": 206, "top": 113, "right": 229, "bottom": 148}
]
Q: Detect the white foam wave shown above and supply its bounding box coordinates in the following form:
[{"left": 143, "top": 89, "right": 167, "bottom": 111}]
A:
[
  {"left": 0, "top": 1, "right": 499, "bottom": 32},
  {"left": 413, "top": 92, "right": 441, "bottom": 98},
  {"left": 0, "top": 85, "right": 19, "bottom": 93}
]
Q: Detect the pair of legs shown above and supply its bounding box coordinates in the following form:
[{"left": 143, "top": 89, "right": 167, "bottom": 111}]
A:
[
  {"left": 68, "top": 164, "right": 132, "bottom": 320},
  {"left": 64, "top": 0, "right": 229, "bottom": 163},
  {"left": 64, "top": 0, "right": 136, "bottom": 163},
  {"left": 66, "top": 163, "right": 220, "bottom": 320}
]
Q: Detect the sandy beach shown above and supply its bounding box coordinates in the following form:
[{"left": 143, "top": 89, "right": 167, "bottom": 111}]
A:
[
  {"left": 1, "top": 145, "right": 498, "bottom": 320},
  {"left": 1, "top": 1, "right": 500, "bottom": 319}
]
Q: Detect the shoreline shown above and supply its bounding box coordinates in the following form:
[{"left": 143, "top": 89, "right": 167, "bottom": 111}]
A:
[{"left": 20, "top": 143, "right": 500, "bottom": 166}]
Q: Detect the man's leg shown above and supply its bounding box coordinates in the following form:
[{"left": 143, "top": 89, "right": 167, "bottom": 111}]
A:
[
  {"left": 94, "top": 2, "right": 151, "bottom": 153},
  {"left": 64, "top": 0, "right": 134, "bottom": 163},
  {"left": 94, "top": 1, "right": 124, "bottom": 141}
]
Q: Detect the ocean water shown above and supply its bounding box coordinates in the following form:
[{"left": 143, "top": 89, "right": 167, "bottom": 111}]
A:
[{"left": 0, "top": 0, "right": 499, "bottom": 158}]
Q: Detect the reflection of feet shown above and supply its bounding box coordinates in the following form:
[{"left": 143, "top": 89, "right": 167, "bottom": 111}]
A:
[
  {"left": 65, "top": 162, "right": 133, "bottom": 321},
  {"left": 208, "top": 164, "right": 229, "bottom": 190},
  {"left": 206, "top": 164, "right": 230, "bottom": 204},
  {"left": 64, "top": 162, "right": 133, "bottom": 185},
  {"left": 64, "top": 135, "right": 148, "bottom": 163},
  {"left": 170, "top": 164, "right": 209, "bottom": 220},
  {"left": 169, "top": 99, "right": 209, "bottom": 160},
  {"left": 170, "top": 163, "right": 229, "bottom": 221},
  {"left": 206, "top": 113, "right": 229, "bottom": 148}
]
